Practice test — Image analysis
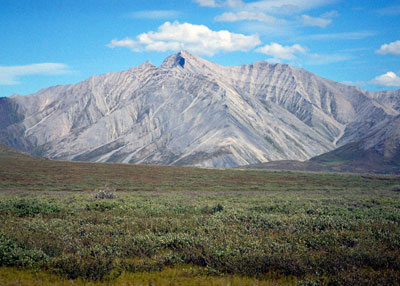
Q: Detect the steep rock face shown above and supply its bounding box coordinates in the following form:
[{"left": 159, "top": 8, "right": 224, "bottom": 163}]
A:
[
  {"left": 0, "top": 97, "right": 29, "bottom": 151},
  {"left": 1, "top": 51, "right": 400, "bottom": 167}
]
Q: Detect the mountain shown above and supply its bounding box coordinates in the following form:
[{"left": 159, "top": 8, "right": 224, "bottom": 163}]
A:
[
  {"left": 310, "top": 114, "right": 400, "bottom": 173},
  {"left": 241, "top": 115, "right": 400, "bottom": 174},
  {"left": 1, "top": 51, "right": 399, "bottom": 168}
]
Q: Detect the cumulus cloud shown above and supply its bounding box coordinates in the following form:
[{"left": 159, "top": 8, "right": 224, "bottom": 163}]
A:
[
  {"left": 371, "top": 72, "right": 400, "bottom": 87},
  {"left": 376, "top": 40, "right": 400, "bottom": 56},
  {"left": 107, "top": 38, "right": 137, "bottom": 49},
  {"left": 0, "top": 63, "right": 70, "bottom": 85},
  {"left": 129, "top": 10, "right": 181, "bottom": 19},
  {"left": 107, "top": 21, "right": 261, "bottom": 56},
  {"left": 214, "top": 11, "right": 282, "bottom": 23},
  {"left": 255, "top": 42, "right": 352, "bottom": 65},
  {"left": 256, "top": 43, "right": 306, "bottom": 61}
]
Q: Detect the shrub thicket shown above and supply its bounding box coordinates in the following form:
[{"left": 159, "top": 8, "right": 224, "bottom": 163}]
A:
[{"left": 0, "top": 189, "right": 399, "bottom": 284}]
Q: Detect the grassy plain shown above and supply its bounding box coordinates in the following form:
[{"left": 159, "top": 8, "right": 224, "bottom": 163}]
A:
[{"left": 0, "top": 145, "right": 399, "bottom": 285}]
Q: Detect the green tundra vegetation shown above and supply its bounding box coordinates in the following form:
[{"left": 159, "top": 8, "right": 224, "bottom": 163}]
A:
[{"left": 0, "top": 145, "right": 399, "bottom": 285}]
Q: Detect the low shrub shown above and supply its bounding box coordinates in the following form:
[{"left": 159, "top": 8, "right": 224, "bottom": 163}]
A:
[
  {"left": 51, "top": 249, "right": 120, "bottom": 281},
  {"left": 200, "top": 203, "right": 224, "bottom": 214},
  {"left": 0, "top": 233, "right": 49, "bottom": 268},
  {"left": 0, "top": 187, "right": 399, "bottom": 284},
  {"left": 85, "top": 201, "right": 118, "bottom": 211},
  {"left": 0, "top": 198, "right": 60, "bottom": 217}
]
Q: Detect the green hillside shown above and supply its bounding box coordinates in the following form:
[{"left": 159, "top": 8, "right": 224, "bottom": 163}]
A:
[
  {"left": 241, "top": 142, "right": 400, "bottom": 175},
  {"left": 310, "top": 141, "right": 400, "bottom": 173}
]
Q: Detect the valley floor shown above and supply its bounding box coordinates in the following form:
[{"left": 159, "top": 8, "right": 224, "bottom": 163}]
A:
[{"left": 0, "top": 149, "right": 399, "bottom": 285}]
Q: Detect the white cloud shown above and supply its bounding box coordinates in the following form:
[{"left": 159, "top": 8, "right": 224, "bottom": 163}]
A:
[
  {"left": 301, "top": 14, "right": 331, "bottom": 27},
  {"left": 0, "top": 63, "right": 70, "bottom": 85},
  {"left": 256, "top": 43, "right": 306, "bottom": 61},
  {"left": 321, "top": 10, "right": 339, "bottom": 18},
  {"left": 107, "top": 38, "right": 137, "bottom": 49},
  {"left": 238, "top": 20, "right": 294, "bottom": 37},
  {"left": 376, "top": 40, "right": 400, "bottom": 56},
  {"left": 303, "top": 31, "right": 375, "bottom": 41},
  {"left": 371, "top": 72, "right": 400, "bottom": 87},
  {"left": 194, "top": 0, "right": 222, "bottom": 7},
  {"left": 194, "top": 0, "right": 244, "bottom": 8},
  {"left": 129, "top": 10, "right": 181, "bottom": 19},
  {"left": 214, "top": 11, "right": 282, "bottom": 23},
  {"left": 196, "top": 0, "right": 337, "bottom": 13},
  {"left": 305, "top": 53, "right": 353, "bottom": 65},
  {"left": 228, "top": 0, "right": 335, "bottom": 13},
  {"left": 251, "top": 0, "right": 336, "bottom": 13},
  {"left": 107, "top": 21, "right": 261, "bottom": 56},
  {"left": 256, "top": 42, "right": 352, "bottom": 65},
  {"left": 199, "top": 1, "right": 339, "bottom": 37}
]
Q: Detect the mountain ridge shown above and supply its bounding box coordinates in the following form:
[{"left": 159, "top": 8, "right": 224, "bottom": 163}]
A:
[{"left": 1, "top": 51, "right": 399, "bottom": 168}]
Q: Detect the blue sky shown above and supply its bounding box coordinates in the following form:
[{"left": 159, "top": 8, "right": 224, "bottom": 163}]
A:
[{"left": 1, "top": 0, "right": 399, "bottom": 96}]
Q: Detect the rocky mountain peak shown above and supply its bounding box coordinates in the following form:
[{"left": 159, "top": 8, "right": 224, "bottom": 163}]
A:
[
  {"left": 1, "top": 52, "right": 399, "bottom": 168},
  {"left": 160, "top": 51, "right": 188, "bottom": 69},
  {"left": 159, "top": 50, "right": 217, "bottom": 73}
]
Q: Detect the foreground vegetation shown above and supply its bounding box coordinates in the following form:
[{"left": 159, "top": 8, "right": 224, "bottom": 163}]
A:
[
  {"left": 0, "top": 265, "right": 296, "bottom": 286},
  {"left": 1, "top": 187, "right": 399, "bottom": 285},
  {"left": 0, "top": 145, "right": 399, "bottom": 285}
]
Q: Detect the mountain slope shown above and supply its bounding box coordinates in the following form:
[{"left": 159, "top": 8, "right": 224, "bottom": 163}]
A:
[
  {"left": 241, "top": 116, "right": 400, "bottom": 174},
  {"left": 0, "top": 143, "right": 36, "bottom": 160},
  {"left": 310, "top": 115, "right": 400, "bottom": 173},
  {"left": 1, "top": 51, "right": 399, "bottom": 167}
]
